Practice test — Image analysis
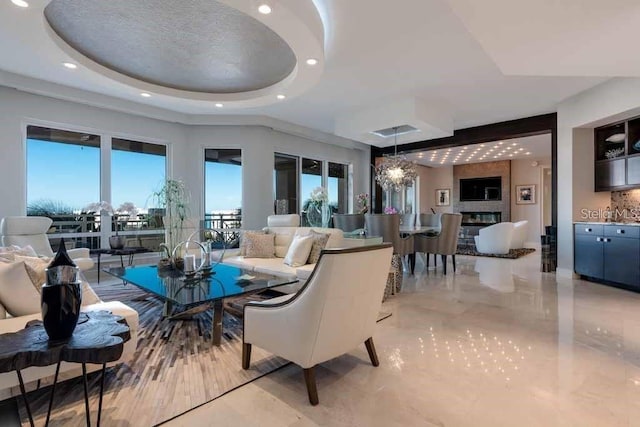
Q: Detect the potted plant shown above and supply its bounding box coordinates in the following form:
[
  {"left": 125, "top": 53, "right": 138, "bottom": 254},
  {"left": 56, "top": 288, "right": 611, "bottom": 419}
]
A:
[{"left": 151, "top": 179, "right": 190, "bottom": 271}]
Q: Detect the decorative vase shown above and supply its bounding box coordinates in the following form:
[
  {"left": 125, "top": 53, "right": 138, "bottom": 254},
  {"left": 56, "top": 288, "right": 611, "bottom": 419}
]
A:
[
  {"left": 41, "top": 239, "right": 82, "bottom": 341},
  {"left": 307, "top": 202, "right": 330, "bottom": 228},
  {"left": 109, "top": 235, "right": 125, "bottom": 249}
]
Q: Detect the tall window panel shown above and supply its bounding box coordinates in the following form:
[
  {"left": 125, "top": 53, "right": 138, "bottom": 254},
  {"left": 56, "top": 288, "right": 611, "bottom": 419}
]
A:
[
  {"left": 301, "top": 158, "right": 324, "bottom": 226},
  {"left": 26, "top": 125, "right": 101, "bottom": 249},
  {"left": 274, "top": 153, "right": 298, "bottom": 214},
  {"left": 112, "top": 138, "right": 167, "bottom": 250},
  {"left": 328, "top": 162, "right": 350, "bottom": 215},
  {"left": 204, "top": 149, "right": 242, "bottom": 233}
]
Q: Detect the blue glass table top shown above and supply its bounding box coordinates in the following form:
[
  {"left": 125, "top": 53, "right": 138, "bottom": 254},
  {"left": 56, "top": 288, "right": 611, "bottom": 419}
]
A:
[{"left": 102, "top": 263, "right": 298, "bottom": 306}]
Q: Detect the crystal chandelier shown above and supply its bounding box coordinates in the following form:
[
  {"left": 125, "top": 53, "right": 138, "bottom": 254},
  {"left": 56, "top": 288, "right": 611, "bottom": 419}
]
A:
[{"left": 375, "top": 127, "right": 417, "bottom": 192}]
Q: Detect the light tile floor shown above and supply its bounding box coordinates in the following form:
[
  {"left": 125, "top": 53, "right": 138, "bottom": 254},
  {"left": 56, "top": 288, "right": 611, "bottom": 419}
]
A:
[{"left": 166, "top": 253, "right": 640, "bottom": 426}]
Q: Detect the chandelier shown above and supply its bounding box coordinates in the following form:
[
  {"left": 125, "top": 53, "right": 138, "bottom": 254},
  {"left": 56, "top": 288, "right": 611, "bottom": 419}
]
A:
[{"left": 375, "top": 127, "right": 417, "bottom": 192}]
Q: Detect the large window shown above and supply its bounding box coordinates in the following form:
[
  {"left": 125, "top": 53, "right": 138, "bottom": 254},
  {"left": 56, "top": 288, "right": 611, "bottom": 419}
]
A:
[
  {"left": 26, "top": 125, "right": 168, "bottom": 250},
  {"left": 204, "top": 149, "right": 242, "bottom": 231},
  {"left": 27, "top": 126, "right": 101, "bottom": 249},
  {"left": 274, "top": 154, "right": 351, "bottom": 224},
  {"left": 274, "top": 153, "right": 299, "bottom": 214},
  {"left": 111, "top": 138, "right": 167, "bottom": 249},
  {"left": 328, "top": 162, "right": 350, "bottom": 214}
]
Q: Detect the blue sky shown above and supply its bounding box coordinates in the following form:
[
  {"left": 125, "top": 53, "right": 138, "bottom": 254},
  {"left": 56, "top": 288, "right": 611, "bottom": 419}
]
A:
[{"left": 28, "top": 138, "right": 341, "bottom": 214}]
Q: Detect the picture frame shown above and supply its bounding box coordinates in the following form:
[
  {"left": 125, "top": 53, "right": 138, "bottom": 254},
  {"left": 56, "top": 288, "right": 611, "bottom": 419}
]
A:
[
  {"left": 435, "top": 188, "right": 450, "bottom": 206},
  {"left": 516, "top": 184, "right": 536, "bottom": 205}
]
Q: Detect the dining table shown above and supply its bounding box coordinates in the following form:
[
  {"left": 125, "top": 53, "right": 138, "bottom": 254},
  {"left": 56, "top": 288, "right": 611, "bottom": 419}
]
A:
[{"left": 399, "top": 226, "right": 440, "bottom": 273}]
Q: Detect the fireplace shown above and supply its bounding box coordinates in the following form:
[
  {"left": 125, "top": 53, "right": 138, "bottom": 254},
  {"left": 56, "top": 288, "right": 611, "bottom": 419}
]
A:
[{"left": 461, "top": 212, "right": 501, "bottom": 227}]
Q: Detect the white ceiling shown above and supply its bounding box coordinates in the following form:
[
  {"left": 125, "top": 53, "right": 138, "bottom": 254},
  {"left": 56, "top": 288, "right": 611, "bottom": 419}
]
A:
[
  {"left": 0, "top": 0, "right": 617, "bottom": 146},
  {"left": 408, "top": 134, "right": 551, "bottom": 167}
]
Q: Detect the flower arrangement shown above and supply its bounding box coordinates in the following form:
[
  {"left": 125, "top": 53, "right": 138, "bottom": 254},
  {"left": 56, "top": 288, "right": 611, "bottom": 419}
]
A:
[
  {"left": 309, "top": 187, "right": 328, "bottom": 205},
  {"left": 384, "top": 206, "right": 398, "bottom": 214},
  {"left": 356, "top": 193, "right": 369, "bottom": 214}
]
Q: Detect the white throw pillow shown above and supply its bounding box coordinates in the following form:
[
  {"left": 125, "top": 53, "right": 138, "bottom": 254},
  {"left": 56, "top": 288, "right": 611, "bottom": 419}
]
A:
[
  {"left": 283, "top": 235, "right": 314, "bottom": 267},
  {"left": 0, "top": 261, "right": 41, "bottom": 316}
]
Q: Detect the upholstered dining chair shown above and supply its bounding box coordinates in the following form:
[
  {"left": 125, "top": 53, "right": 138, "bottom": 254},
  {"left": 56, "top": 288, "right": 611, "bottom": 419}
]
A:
[
  {"left": 0, "top": 216, "right": 94, "bottom": 271},
  {"left": 242, "top": 244, "right": 393, "bottom": 405},
  {"left": 401, "top": 213, "right": 416, "bottom": 228},
  {"left": 414, "top": 213, "right": 462, "bottom": 275},
  {"left": 332, "top": 213, "right": 365, "bottom": 233},
  {"left": 414, "top": 213, "right": 442, "bottom": 269},
  {"left": 365, "top": 213, "right": 415, "bottom": 276}
]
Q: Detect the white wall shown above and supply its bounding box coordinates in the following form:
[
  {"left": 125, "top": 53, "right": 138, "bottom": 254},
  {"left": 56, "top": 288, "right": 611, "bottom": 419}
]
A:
[
  {"left": 510, "top": 157, "right": 551, "bottom": 246},
  {"left": 0, "top": 86, "right": 370, "bottom": 231},
  {"left": 557, "top": 78, "right": 640, "bottom": 277}
]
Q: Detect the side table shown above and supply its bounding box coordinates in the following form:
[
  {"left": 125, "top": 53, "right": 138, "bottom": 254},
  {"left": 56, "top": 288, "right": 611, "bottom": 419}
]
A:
[
  {"left": 0, "top": 311, "right": 130, "bottom": 427},
  {"left": 91, "top": 247, "right": 150, "bottom": 283}
]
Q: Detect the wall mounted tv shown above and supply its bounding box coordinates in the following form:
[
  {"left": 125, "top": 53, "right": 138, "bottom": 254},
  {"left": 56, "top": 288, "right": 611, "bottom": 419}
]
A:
[{"left": 459, "top": 177, "right": 502, "bottom": 201}]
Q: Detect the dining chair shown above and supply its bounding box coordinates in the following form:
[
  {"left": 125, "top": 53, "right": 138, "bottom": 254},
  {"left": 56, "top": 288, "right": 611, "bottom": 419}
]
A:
[
  {"left": 414, "top": 213, "right": 462, "bottom": 275},
  {"left": 332, "top": 213, "right": 365, "bottom": 233},
  {"left": 365, "top": 213, "right": 415, "bottom": 279}
]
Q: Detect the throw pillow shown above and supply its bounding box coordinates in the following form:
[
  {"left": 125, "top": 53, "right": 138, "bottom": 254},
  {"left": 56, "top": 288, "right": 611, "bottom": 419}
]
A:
[
  {"left": 14, "top": 255, "right": 50, "bottom": 292},
  {"left": 284, "top": 235, "right": 314, "bottom": 267},
  {"left": 0, "top": 245, "right": 38, "bottom": 257},
  {"left": 0, "top": 261, "right": 41, "bottom": 316},
  {"left": 240, "top": 230, "right": 266, "bottom": 256},
  {"left": 306, "top": 230, "right": 330, "bottom": 264},
  {"left": 244, "top": 233, "right": 275, "bottom": 258}
]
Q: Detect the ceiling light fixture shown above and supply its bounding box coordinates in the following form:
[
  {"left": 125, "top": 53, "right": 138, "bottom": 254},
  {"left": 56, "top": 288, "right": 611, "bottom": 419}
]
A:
[
  {"left": 11, "top": 0, "right": 29, "bottom": 7},
  {"left": 62, "top": 62, "right": 77, "bottom": 69},
  {"left": 277, "top": 94, "right": 286, "bottom": 100},
  {"left": 306, "top": 58, "right": 318, "bottom": 66},
  {"left": 526, "top": 152, "right": 531, "bottom": 155},
  {"left": 140, "top": 92, "right": 151, "bottom": 98},
  {"left": 258, "top": 4, "right": 272, "bottom": 14},
  {"left": 374, "top": 127, "right": 417, "bottom": 192},
  {"left": 215, "top": 103, "right": 223, "bottom": 108}
]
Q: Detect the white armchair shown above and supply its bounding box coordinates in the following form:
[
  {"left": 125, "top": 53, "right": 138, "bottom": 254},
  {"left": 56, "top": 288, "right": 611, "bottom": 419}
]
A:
[
  {"left": 473, "top": 222, "right": 514, "bottom": 255},
  {"left": 510, "top": 220, "right": 529, "bottom": 250},
  {"left": 1, "top": 216, "right": 94, "bottom": 271},
  {"left": 242, "top": 244, "right": 393, "bottom": 405}
]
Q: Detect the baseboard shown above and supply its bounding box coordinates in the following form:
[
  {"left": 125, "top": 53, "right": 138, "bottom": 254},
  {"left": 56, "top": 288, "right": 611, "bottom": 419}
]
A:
[{"left": 556, "top": 268, "right": 578, "bottom": 279}]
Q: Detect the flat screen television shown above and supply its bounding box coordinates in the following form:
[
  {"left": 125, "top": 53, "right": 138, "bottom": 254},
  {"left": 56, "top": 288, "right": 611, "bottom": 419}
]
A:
[{"left": 459, "top": 177, "right": 502, "bottom": 201}]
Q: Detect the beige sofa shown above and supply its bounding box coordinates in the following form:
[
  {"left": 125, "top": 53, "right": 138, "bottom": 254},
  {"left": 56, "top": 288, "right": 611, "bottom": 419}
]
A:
[
  {"left": 223, "top": 215, "right": 344, "bottom": 288},
  {"left": 0, "top": 282, "right": 139, "bottom": 400}
]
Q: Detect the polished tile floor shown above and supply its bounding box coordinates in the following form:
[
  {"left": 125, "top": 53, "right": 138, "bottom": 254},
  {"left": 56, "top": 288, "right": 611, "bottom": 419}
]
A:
[{"left": 166, "top": 253, "right": 640, "bottom": 427}]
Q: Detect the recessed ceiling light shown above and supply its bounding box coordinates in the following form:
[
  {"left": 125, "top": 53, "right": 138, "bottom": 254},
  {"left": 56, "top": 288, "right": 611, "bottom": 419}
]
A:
[
  {"left": 11, "top": 0, "right": 29, "bottom": 7},
  {"left": 277, "top": 94, "right": 286, "bottom": 100},
  {"left": 258, "top": 4, "right": 272, "bottom": 14},
  {"left": 140, "top": 92, "right": 151, "bottom": 98},
  {"left": 498, "top": 142, "right": 504, "bottom": 145},
  {"left": 306, "top": 58, "right": 318, "bottom": 66},
  {"left": 62, "top": 62, "right": 77, "bottom": 69},
  {"left": 526, "top": 152, "right": 531, "bottom": 155},
  {"left": 493, "top": 156, "right": 498, "bottom": 159},
  {"left": 512, "top": 143, "right": 517, "bottom": 146},
  {"left": 215, "top": 103, "right": 224, "bottom": 108}
]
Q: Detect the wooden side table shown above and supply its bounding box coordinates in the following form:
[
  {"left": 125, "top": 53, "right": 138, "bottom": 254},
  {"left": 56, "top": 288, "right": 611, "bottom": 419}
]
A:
[{"left": 0, "top": 311, "right": 130, "bottom": 427}]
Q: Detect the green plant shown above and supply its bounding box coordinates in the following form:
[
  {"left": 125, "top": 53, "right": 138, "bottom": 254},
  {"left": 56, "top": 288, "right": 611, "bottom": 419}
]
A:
[
  {"left": 27, "top": 199, "right": 76, "bottom": 216},
  {"left": 151, "top": 179, "right": 190, "bottom": 258}
]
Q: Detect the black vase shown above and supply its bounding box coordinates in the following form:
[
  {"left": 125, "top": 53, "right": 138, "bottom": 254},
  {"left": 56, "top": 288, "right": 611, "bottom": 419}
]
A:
[
  {"left": 41, "top": 281, "right": 82, "bottom": 341},
  {"left": 41, "top": 238, "right": 82, "bottom": 341}
]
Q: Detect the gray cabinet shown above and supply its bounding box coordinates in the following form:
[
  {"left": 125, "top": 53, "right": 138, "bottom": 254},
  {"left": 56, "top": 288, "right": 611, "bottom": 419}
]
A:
[
  {"left": 574, "top": 224, "right": 640, "bottom": 289},
  {"left": 628, "top": 156, "right": 640, "bottom": 186},
  {"left": 595, "top": 159, "right": 626, "bottom": 190}
]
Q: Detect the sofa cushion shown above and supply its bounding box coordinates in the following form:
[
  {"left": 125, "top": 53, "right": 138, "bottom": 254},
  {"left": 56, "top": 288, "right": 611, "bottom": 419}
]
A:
[
  {"left": 305, "top": 230, "right": 330, "bottom": 264},
  {"left": 244, "top": 233, "right": 275, "bottom": 258},
  {"left": 224, "top": 256, "right": 256, "bottom": 271},
  {"left": 249, "top": 258, "right": 298, "bottom": 279},
  {"left": 284, "top": 235, "right": 314, "bottom": 267},
  {"left": 0, "top": 261, "right": 41, "bottom": 316},
  {"left": 14, "top": 255, "right": 50, "bottom": 290},
  {"left": 239, "top": 230, "right": 265, "bottom": 256},
  {"left": 295, "top": 264, "right": 315, "bottom": 280},
  {"left": 264, "top": 226, "right": 344, "bottom": 257}
]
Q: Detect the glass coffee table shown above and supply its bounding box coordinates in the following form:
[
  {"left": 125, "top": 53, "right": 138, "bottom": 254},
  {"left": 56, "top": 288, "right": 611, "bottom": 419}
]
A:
[{"left": 103, "top": 263, "right": 298, "bottom": 346}]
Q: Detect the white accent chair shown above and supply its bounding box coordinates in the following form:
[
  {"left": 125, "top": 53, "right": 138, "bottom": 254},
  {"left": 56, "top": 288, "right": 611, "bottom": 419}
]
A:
[
  {"left": 1, "top": 216, "right": 94, "bottom": 271},
  {"left": 510, "top": 220, "right": 529, "bottom": 250},
  {"left": 242, "top": 244, "right": 394, "bottom": 405},
  {"left": 473, "top": 222, "right": 514, "bottom": 255},
  {"left": 267, "top": 214, "right": 300, "bottom": 227}
]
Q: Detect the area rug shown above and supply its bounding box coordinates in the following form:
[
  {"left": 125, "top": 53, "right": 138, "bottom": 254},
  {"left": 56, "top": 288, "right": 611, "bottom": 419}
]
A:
[
  {"left": 456, "top": 247, "right": 536, "bottom": 259},
  {"left": 17, "top": 280, "right": 290, "bottom": 427},
  {"left": 17, "top": 280, "right": 392, "bottom": 426}
]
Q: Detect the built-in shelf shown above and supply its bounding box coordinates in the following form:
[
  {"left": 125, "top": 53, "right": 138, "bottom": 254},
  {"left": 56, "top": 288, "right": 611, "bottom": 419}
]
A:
[{"left": 594, "top": 117, "right": 640, "bottom": 191}]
